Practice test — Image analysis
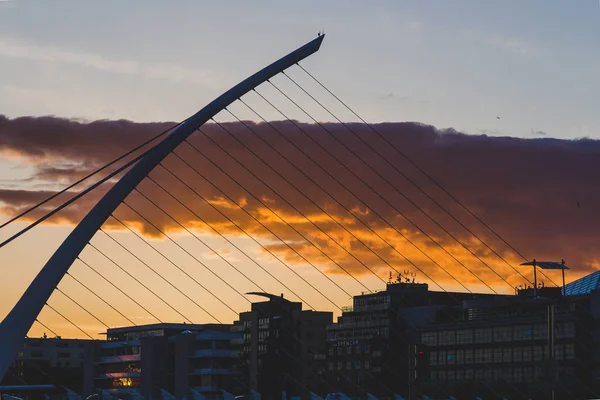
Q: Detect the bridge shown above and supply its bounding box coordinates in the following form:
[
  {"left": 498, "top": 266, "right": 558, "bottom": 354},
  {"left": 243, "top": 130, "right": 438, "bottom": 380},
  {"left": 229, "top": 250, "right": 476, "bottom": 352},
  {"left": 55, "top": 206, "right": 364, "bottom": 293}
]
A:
[{"left": 0, "top": 35, "right": 593, "bottom": 400}]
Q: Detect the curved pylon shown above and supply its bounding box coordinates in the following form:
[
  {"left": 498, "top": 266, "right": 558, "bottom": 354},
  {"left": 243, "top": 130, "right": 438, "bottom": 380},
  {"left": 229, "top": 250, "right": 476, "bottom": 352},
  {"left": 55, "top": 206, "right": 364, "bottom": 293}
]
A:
[{"left": 0, "top": 35, "right": 325, "bottom": 380}]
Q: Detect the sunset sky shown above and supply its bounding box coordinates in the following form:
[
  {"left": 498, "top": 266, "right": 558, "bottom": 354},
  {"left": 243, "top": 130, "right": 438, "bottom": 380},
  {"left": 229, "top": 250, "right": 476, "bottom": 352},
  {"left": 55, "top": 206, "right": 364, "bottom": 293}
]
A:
[{"left": 1, "top": 1, "right": 599, "bottom": 338}]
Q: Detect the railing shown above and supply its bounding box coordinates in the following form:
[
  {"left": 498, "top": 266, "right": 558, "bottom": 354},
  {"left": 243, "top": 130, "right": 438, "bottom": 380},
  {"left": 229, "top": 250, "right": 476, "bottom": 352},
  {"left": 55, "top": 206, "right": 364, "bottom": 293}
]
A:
[{"left": 95, "top": 371, "right": 141, "bottom": 380}]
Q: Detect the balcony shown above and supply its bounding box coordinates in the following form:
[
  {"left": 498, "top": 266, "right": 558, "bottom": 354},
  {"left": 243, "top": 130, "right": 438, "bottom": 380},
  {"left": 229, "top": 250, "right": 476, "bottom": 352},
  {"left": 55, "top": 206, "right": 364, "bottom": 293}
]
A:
[
  {"left": 97, "top": 354, "right": 141, "bottom": 364},
  {"left": 190, "top": 349, "right": 240, "bottom": 358},
  {"left": 95, "top": 371, "right": 141, "bottom": 380}
]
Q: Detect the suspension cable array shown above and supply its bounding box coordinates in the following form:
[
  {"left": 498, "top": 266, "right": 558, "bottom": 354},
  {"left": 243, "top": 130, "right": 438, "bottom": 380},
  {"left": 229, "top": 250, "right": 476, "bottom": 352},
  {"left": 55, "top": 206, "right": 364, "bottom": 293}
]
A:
[{"left": 0, "top": 36, "right": 592, "bottom": 399}]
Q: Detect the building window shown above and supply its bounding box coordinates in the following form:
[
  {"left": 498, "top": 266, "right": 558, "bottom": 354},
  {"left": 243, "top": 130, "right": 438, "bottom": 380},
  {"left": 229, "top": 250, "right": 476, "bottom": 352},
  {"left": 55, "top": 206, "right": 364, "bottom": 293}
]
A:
[
  {"left": 464, "top": 349, "right": 473, "bottom": 363},
  {"left": 474, "top": 348, "right": 484, "bottom": 363},
  {"left": 438, "top": 370, "right": 446, "bottom": 383},
  {"left": 513, "top": 347, "right": 522, "bottom": 362},
  {"left": 493, "top": 326, "right": 512, "bottom": 342},
  {"left": 438, "top": 350, "right": 446, "bottom": 365},
  {"left": 484, "top": 348, "right": 493, "bottom": 363},
  {"left": 557, "top": 322, "right": 575, "bottom": 339},
  {"left": 465, "top": 369, "right": 473, "bottom": 380},
  {"left": 446, "top": 350, "right": 455, "bottom": 365},
  {"left": 565, "top": 343, "right": 575, "bottom": 360},
  {"left": 58, "top": 352, "right": 70, "bottom": 358},
  {"left": 513, "top": 367, "right": 523, "bottom": 383},
  {"left": 439, "top": 330, "right": 456, "bottom": 345},
  {"left": 456, "top": 369, "right": 464, "bottom": 381},
  {"left": 430, "top": 371, "right": 438, "bottom": 384},
  {"left": 457, "top": 329, "right": 473, "bottom": 344},
  {"left": 346, "top": 361, "right": 352, "bottom": 370},
  {"left": 523, "top": 367, "right": 533, "bottom": 381},
  {"left": 534, "top": 345, "right": 544, "bottom": 361},
  {"left": 429, "top": 351, "right": 438, "bottom": 366},
  {"left": 474, "top": 328, "right": 491, "bottom": 343},
  {"left": 455, "top": 349, "right": 464, "bottom": 364},
  {"left": 522, "top": 346, "right": 532, "bottom": 361},
  {"left": 447, "top": 370, "right": 455, "bottom": 382},
  {"left": 514, "top": 325, "right": 532, "bottom": 341},
  {"left": 503, "top": 347, "right": 512, "bottom": 363},
  {"left": 364, "top": 360, "right": 370, "bottom": 369},
  {"left": 534, "top": 324, "right": 547, "bottom": 340},
  {"left": 328, "top": 363, "right": 334, "bottom": 371},
  {"left": 421, "top": 332, "right": 437, "bottom": 346},
  {"left": 494, "top": 348, "right": 503, "bottom": 363},
  {"left": 337, "top": 362, "right": 342, "bottom": 370}
]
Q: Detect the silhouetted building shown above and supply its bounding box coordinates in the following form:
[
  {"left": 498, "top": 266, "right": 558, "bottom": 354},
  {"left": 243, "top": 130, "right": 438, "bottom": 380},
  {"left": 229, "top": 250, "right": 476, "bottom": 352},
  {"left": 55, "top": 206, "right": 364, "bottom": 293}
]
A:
[
  {"left": 233, "top": 293, "right": 333, "bottom": 399},
  {"left": 418, "top": 283, "right": 600, "bottom": 400},
  {"left": 324, "top": 277, "right": 495, "bottom": 398},
  {"left": 1, "top": 336, "right": 93, "bottom": 396},
  {"left": 83, "top": 323, "right": 243, "bottom": 399}
]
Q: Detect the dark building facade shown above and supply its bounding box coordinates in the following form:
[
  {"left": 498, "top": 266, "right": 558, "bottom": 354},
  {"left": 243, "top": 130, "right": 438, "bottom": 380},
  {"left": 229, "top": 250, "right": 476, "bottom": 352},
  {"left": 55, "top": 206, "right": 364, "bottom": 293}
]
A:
[
  {"left": 83, "top": 323, "right": 243, "bottom": 399},
  {"left": 418, "top": 284, "right": 600, "bottom": 400},
  {"left": 1, "top": 336, "right": 93, "bottom": 396},
  {"left": 233, "top": 293, "right": 333, "bottom": 400},
  {"left": 325, "top": 278, "right": 497, "bottom": 398}
]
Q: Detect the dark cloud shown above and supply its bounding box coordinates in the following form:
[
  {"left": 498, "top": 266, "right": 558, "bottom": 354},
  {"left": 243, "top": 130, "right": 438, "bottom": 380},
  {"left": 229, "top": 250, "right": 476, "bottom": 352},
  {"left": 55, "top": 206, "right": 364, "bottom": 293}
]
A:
[{"left": 1, "top": 114, "right": 599, "bottom": 289}]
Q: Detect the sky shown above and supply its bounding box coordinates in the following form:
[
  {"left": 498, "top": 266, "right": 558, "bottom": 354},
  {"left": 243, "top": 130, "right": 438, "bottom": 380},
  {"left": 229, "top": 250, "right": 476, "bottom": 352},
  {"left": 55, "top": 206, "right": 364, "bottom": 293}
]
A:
[{"left": 0, "top": 0, "right": 599, "bottom": 338}]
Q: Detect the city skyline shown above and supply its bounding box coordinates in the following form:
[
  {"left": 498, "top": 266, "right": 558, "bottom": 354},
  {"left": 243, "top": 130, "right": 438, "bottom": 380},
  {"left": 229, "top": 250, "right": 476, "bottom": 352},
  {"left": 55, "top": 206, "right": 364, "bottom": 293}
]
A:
[{"left": 1, "top": 1, "right": 599, "bottom": 340}]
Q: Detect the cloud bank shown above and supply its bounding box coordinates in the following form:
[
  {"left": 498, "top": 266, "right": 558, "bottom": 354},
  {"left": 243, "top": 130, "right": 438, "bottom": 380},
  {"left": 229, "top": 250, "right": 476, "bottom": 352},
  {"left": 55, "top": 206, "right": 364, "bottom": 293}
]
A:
[{"left": 1, "top": 114, "right": 599, "bottom": 291}]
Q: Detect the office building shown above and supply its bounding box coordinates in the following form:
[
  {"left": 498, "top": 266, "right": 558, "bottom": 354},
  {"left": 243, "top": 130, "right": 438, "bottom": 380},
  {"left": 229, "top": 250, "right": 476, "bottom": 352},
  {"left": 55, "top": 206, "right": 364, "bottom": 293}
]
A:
[
  {"left": 83, "top": 323, "right": 243, "bottom": 399},
  {"left": 418, "top": 280, "right": 600, "bottom": 400},
  {"left": 233, "top": 293, "right": 333, "bottom": 399},
  {"left": 324, "top": 275, "right": 495, "bottom": 397},
  {"left": 1, "top": 336, "right": 93, "bottom": 395}
]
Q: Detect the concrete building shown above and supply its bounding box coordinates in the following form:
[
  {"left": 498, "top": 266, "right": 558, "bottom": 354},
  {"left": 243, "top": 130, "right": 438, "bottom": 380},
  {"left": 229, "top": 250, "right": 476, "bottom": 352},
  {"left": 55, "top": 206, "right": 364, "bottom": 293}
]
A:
[
  {"left": 233, "top": 293, "right": 333, "bottom": 399},
  {"left": 417, "top": 281, "right": 600, "bottom": 400},
  {"left": 1, "top": 336, "right": 93, "bottom": 395},
  {"left": 83, "top": 323, "right": 243, "bottom": 399},
  {"left": 324, "top": 277, "right": 495, "bottom": 398}
]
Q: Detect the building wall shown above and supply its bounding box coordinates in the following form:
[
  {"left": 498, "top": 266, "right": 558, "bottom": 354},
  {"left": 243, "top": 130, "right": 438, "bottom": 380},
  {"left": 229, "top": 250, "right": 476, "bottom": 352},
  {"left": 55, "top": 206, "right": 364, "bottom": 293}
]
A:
[
  {"left": 2, "top": 337, "right": 93, "bottom": 394},
  {"left": 418, "top": 295, "right": 597, "bottom": 400},
  {"left": 234, "top": 294, "right": 333, "bottom": 398}
]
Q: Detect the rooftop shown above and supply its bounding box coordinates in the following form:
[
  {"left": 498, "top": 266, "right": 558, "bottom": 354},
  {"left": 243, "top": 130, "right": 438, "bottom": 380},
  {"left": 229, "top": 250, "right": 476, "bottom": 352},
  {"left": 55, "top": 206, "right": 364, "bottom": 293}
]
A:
[{"left": 564, "top": 270, "right": 600, "bottom": 296}]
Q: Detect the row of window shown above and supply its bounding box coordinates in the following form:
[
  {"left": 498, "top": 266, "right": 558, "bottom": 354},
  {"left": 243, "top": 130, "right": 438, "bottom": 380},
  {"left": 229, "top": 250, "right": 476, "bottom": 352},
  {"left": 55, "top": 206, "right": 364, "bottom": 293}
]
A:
[
  {"left": 327, "top": 345, "right": 377, "bottom": 356},
  {"left": 422, "top": 322, "right": 575, "bottom": 346},
  {"left": 429, "top": 344, "right": 575, "bottom": 366},
  {"left": 329, "top": 327, "right": 390, "bottom": 340},
  {"left": 328, "top": 360, "right": 371, "bottom": 371},
  {"left": 430, "top": 366, "right": 575, "bottom": 384}
]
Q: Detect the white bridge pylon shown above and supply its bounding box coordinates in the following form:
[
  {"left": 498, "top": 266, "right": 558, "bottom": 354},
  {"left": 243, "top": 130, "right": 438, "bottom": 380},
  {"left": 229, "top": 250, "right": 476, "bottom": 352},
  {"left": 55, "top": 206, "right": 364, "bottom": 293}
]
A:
[{"left": 0, "top": 35, "right": 325, "bottom": 381}]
